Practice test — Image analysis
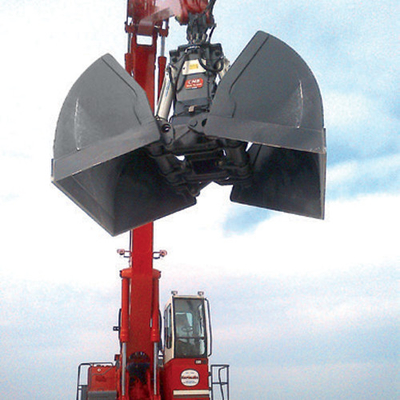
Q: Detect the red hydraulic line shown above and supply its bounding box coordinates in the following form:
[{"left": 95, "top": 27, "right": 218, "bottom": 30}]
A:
[
  {"left": 119, "top": 270, "right": 131, "bottom": 400},
  {"left": 151, "top": 268, "right": 162, "bottom": 399},
  {"left": 157, "top": 54, "right": 166, "bottom": 98},
  {"left": 120, "top": 270, "right": 131, "bottom": 344},
  {"left": 151, "top": 269, "right": 161, "bottom": 344}
]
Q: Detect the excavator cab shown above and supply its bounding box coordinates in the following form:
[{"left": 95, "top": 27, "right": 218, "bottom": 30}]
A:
[
  {"left": 164, "top": 294, "right": 211, "bottom": 361},
  {"left": 162, "top": 293, "right": 214, "bottom": 400}
]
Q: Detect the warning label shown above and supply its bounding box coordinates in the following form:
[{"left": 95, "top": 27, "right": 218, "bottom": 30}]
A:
[
  {"left": 185, "top": 78, "right": 204, "bottom": 89},
  {"left": 182, "top": 59, "right": 206, "bottom": 75}
]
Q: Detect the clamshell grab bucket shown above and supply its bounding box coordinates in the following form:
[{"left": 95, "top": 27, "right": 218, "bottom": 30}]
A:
[
  {"left": 52, "top": 31, "right": 326, "bottom": 236},
  {"left": 52, "top": 54, "right": 195, "bottom": 236},
  {"left": 205, "top": 31, "right": 326, "bottom": 218}
]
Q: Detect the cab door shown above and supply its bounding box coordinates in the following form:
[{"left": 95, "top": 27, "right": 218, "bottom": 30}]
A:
[{"left": 162, "top": 295, "right": 211, "bottom": 400}]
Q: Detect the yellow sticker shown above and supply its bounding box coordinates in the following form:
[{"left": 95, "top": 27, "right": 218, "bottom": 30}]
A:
[{"left": 182, "top": 59, "right": 206, "bottom": 75}]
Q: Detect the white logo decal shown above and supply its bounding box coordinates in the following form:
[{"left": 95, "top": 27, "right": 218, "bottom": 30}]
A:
[{"left": 180, "top": 369, "right": 200, "bottom": 387}]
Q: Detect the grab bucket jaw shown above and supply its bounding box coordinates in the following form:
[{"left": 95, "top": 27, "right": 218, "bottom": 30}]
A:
[
  {"left": 52, "top": 54, "right": 195, "bottom": 236},
  {"left": 205, "top": 31, "right": 326, "bottom": 219},
  {"left": 52, "top": 31, "right": 326, "bottom": 235}
]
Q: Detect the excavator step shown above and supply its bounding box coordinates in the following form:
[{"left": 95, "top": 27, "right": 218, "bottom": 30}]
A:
[{"left": 87, "top": 391, "right": 117, "bottom": 400}]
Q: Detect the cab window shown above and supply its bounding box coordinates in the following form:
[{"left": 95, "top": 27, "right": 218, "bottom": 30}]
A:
[{"left": 173, "top": 298, "right": 207, "bottom": 358}]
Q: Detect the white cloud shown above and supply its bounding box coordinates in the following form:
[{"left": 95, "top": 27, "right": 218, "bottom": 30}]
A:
[
  {"left": 154, "top": 190, "right": 399, "bottom": 282},
  {"left": 324, "top": 91, "right": 399, "bottom": 157},
  {"left": 327, "top": 153, "right": 400, "bottom": 195},
  {"left": 232, "top": 362, "right": 398, "bottom": 400},
  {"left": 325, "top": 92, "right": 375, "bottom": 129}
]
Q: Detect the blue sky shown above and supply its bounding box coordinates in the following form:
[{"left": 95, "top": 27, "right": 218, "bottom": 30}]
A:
[{"left": 0, "top": 0, "right": 399, "bottom": 399}]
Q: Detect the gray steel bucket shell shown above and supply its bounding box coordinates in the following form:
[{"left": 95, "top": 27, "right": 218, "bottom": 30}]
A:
[
  {"left": 52, "top": 54, "right": 195, "bottom": 236},
  {"left": 205, "top": 31, "right": 326, "bottom": 218}
]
